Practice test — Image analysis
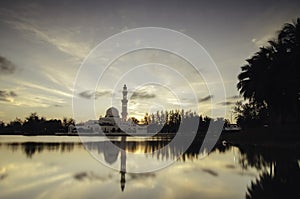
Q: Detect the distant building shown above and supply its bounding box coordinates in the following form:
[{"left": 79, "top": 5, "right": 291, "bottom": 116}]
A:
[{"left": 72, "top": 84, "right": 147, "bottom": 134}]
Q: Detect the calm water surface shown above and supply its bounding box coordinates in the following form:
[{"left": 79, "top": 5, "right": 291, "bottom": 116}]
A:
[{"left": 0, "top": 135, "right": 299, "bottom": 199}]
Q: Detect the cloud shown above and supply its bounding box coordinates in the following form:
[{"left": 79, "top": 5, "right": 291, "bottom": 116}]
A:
[
  {"left": 53, "top": 104, "right": 63, "bottom": 107},
  {"left": 219, "top": 101, "right": 235, "bottom": 106},
  {"left": 20, "top": 81, "right": 73, "bottom": 98},
  {"left": 227, "top": 95, "right": 240, "bottom": 100},
  {"left": 73, "top": 171, "right": 112, "bottom": 182},
  {"left": 9, "top": 91, "right": 17, "bottom": 97},
  {"left": 1, "top": 9, "right": 91, "bottom": 60},
  {"left": 0, "top": 168, "right": 7, "bottom": 181},
  {"left": 219, "top": 96, "right": 240, "bottom": 106},
  {"left": 73, "top": 172, "right": 89, "bottom": 181},
  {"left": 130, "top": 91, "right": 156, "bottom": 100},
  {"left": 6, "top": 93, "right": 66, "bottom": 108},
  {"left": 198, "top": 95, "right": 213, "bottom": 103},
  {"left": 128, "top": 173, "right": 156, "bottom": 180},
  {"left": 202, "top": 168, "right": 218, "bottom": 177},
  {"left": 0, "top": 90, "right": 17, "bottom": 102},
  {"left": 251, "top": 34, "right": 274, "bottom": 47},
  {"left": 0, "top": 173, "right": 8, "bottom": 181},
  {"left": 225, "top": 164, "right": 236, "bottom": 169},
  {"left": 78, "top": 90, "right": 110, "bottom": 99},
  {"left": 0, "top": 56, "right": 16, "bottom": 75}
]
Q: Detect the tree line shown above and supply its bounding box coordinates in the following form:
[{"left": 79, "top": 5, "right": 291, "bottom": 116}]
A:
[
  {"left": 0, "top": 113, "right": 75, "bottom": 135},
  {"left": 0, "top": 110, "right": 227, "bottom": 135},
  {"left": 135, "top": 109, "right": 227, "bottom": 134}
]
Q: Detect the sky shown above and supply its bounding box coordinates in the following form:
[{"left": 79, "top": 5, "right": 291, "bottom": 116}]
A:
[{"left": 0, "top": 0, "right": 299, "bottom": 123}]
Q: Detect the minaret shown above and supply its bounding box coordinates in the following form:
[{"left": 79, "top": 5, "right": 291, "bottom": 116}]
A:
[{"left": 121, "top": 84, "right": 128, "bottom": 121}]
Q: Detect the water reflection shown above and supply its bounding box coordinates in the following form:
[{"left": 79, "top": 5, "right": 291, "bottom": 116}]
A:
[
  {"left": 0, "top": 136, "right": 299, "bottom": 198},
  {"left": 239, "top": 144, "right": 300, "bottom": 198},
  {"left": 3, "top": 137, "right": 206, "bottom": 161},
  {"left": 6, "top": 142, "right": 78, "bottom": 158},
  {"left": 2, "top": 137, "right": 204, "bottom": 192}
]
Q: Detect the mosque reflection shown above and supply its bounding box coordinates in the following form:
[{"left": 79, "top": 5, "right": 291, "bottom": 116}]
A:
[{"left": 3, "top": 137, "right": 300, "bottom": 196}]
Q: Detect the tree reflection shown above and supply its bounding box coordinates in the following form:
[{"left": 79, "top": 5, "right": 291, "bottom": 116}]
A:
[
  {"left": 3, "top": 136, "right": 300, "bottom": 195},
  {"left": 4, "top": 137, "right": 233, "bottom": 160},
  {"left": 239, "top": 144, "right": 300, "bottom": 198},
  {"left": 7, "top": 142, "right": 77, "bottom": 158},
  {"left": 246, "top": 160, "right": 300, "bottom": 198}
]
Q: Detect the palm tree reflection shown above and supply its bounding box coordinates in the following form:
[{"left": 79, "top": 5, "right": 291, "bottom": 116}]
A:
[{"left": 239, "top": 145, "right": 300, "bottom": 198}]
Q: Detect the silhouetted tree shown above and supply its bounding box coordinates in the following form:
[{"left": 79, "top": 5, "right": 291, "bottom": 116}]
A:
[
  {"left": 4, "top": 118, "right": 23, "bottom": 134},
  {"left": 129, "top": 117, "right": 139, "bottom": 124},
  {"left": 234, "top": 101, "right": 268, "bottom": 128},
  {"left": 22, "top": 113, "right": 43, "bottom": 134},
  {"left": 20, "top": 113, "right": 68, "bottom": 134},
  {"left": 142, "top": 109, "right": 212, "bottom": 134},
  {"left": 143, "top": 113, "right": 150, "bottom": 125},
  {"left": 62, "top": 117, "right": 75, "bottom": 132},
  {"left": 237, "top": 18, "right": 300, "bottom": 126}
]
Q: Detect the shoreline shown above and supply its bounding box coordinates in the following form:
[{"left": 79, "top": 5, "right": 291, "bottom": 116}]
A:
[{"left": 1, "top": 127, "right": 300, "bottom": 144}]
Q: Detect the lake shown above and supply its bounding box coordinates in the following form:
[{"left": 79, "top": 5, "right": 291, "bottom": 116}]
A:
[{"left": 0, "top": 135, "right": 299, "bottom": 199}]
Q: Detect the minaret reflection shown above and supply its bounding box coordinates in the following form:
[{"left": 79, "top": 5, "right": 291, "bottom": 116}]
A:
[
  {"left": 120, "top": 136, "right": 126, "bottom": 192},
  {"left": 102, "top": 136, "right": 127, "bottom": 192}
]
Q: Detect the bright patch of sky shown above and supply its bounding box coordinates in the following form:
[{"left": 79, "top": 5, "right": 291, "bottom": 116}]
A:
[{"left": 0, "top": 0, "right": 299, "bottom": 122}]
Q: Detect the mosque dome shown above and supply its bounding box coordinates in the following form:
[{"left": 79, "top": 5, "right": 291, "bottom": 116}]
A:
[{"left": 105, "top": 107, "right": 120, "bottom": 118}]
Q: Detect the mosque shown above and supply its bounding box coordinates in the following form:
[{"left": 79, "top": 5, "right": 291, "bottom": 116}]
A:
[
  {"left": 69, "top": 85, "right": 152, "bottom": 191},
  {"left": 99, "top": 84, "right": 147, "bottom": 134},
  {"left": 71, "top": 85, "right": 147, "bottom": 134}
]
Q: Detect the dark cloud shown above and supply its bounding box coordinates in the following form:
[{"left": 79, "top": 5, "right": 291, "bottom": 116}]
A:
[
  {"left": 0, "top": 56, "right": 16, "bottom": 75},
  {"left": 227, "top": 95, "right": 241, "bottom": 99},
  {"left": 225, "top": 164, "right": 236, "bottom": 169},
  {"left": 202, "top": 168, "right": 218, "bottom": 177},
  {"left": 128, "top": 173, "right": 156, "bottom": 180},
  {"left": 131, "top": 91, "right": 156, "bottom": 100},
  {"left": 73, "top": 172, "right": 89, "bottom": 181},
  {"left": 0, "top": 173, "right": 8, "bottom": 181},
  {"left": 198, "top": 95, "right": 213, "bottom": 102},
  {"left": 219, "top": 101, "right": 235, "bottom": 106},
  {"left": 10, "top": 91, "right": 17, "bottom": 97},
  {"left": 237, "top": 171, "right": 257, "bottom": 178},
  {"left": 73, "top": 171, "right": 112, "bottom": 182},
  {"left": 78, "top": 90, "right": 110, "bottom": 99},
  {"left": 53, "top": 104, "right": 63, "bottom": 107},
  {"left": 0, "top": 90, "right": 17, "bottom": 102}
]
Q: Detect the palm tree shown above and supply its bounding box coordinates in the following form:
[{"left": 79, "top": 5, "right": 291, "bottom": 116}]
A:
[
  {"left": 237, "top": 18, "right": 300, "bottom": 125},
  {"left": 278, "top": 18, "right": 300, "bottom": 123}
]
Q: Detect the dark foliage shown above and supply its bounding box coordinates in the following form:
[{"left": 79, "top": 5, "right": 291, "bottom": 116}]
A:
[
  {"left": 237, "top": 18, "right": 300, "bottom": 126},
  {"left": 0, "top": 113, "right": 75, "bottom": 135}
]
